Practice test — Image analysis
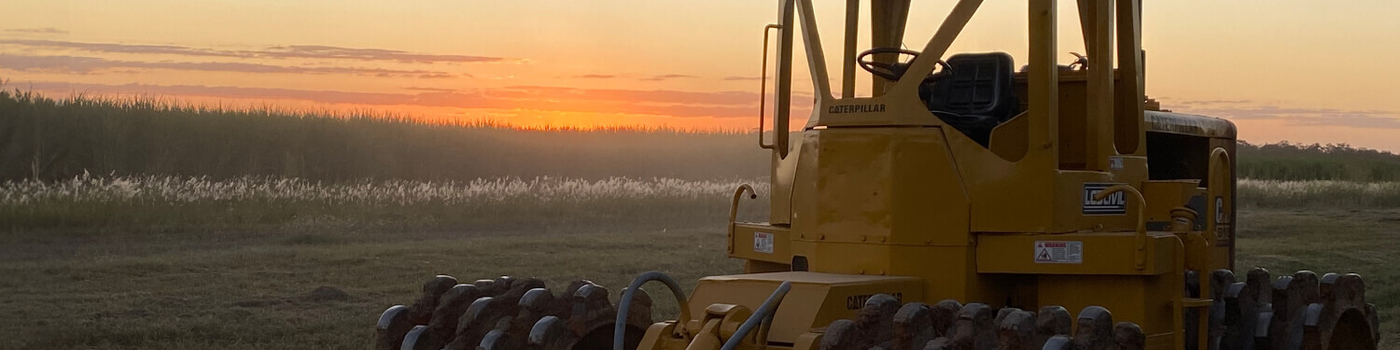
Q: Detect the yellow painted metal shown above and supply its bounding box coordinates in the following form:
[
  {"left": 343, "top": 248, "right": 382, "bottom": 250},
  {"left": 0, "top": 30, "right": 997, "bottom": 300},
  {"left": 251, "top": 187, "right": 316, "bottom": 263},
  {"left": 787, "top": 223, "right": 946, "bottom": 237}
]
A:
[
  {"left": 769, "top": 144, "right": 799, "bottom": 226},
  {"left": 1093, "top": 184, "right": 1148, "bottom": 269},
  {"left": 1169, "top": 208, "right": 1198, "bottom": 232},
  {"left": 1114, "top": 0, "right": 1146, "bottom": 155},
  {"left": 730, "top": 223, "right": 791, "bottom": 266},
  {"left": 1035, "top": 272, "right": 1180, "bottom": 348},
  {"left": 636, "top": 322, "right": 690, "bottom": 350},
  {"left": 1169, "top": 237, "right": 1188, "bottom": 350},
  {"left": 1027, "top": 0, "right": 1059, "bottom": 166},
  {"left": 841, "top": 0, "right": 859, "bottom": 98},
  {"left": 1207, "top": 145, "right": 1236, "bottom": 270},
  {"left": 989, "top": 112, "right": 1030, "bottom": 161},
  {"left": 1141, "top": 180, "right": 1203, "bottom": 229},
  {"left": 795, "top": 0, "right": 834, "bottom": 100},
  {"left": 792, "top": 333, "right": 822, "bottom": 350},
  {"left": 794, "top": 127, "right": 970, "bottom": 247},
  {"left": 728, "top": 185, "right": 758, "bottom": 254},
  {"left": 1079, "top": 0, "right": 1115, "bottom": 171},
  {"left": 977, "top": 232, "right": 1176, "bottom": 276},
  {"left": 869, "top": 0, "right": 910, "bottom": 96},
  {"left": 686, "top": 272, "right": 924, "bottom": 344},
  {"left": 770, "top": 0, "right": 796, "bottom": 159},
  {"left": 1145, "top": 111, "right": 1237, "bottom": 138},
  {"left": 758, "top": 24, "right": 781, "bottom": 152},
  {"left": 659, "top": 1, "right": 1246, "bottom": 349}
]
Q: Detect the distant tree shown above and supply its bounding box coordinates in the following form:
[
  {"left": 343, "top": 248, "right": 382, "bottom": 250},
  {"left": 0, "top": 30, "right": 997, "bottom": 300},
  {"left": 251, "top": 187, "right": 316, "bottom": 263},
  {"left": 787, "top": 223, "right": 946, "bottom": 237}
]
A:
[
  {"left": 1237, "top": 140, "right": 1400, "bottom": 181},
  {"left": 0, "top": 89, "right": 768, "bottom": 182}
]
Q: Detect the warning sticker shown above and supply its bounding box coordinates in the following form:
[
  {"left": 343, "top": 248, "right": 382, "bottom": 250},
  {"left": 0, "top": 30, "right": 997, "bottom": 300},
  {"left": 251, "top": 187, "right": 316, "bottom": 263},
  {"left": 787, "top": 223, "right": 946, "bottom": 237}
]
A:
[
  {"left": 753, "top": 232, "right": 774, "bottom": 254},
  {"left": 1034, "top": 241, "right": 1083, "bottom": 264},
  {"left": 1108, "top": 156, "right": 1125, "bottom": 170}
]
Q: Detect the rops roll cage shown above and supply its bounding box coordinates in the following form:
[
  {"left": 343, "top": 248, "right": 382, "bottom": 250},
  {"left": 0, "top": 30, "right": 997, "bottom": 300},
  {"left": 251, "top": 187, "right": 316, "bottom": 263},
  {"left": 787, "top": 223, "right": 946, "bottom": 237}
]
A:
[{"left": 758, "top": 0, "right": 1147, "bottom": 169}]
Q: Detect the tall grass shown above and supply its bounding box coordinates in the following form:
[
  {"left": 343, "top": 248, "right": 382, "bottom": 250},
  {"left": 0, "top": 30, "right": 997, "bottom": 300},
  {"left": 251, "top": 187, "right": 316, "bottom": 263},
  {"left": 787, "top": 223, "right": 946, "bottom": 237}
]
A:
[
  {"left": 8, "top": 173, "right": 1397, "bottom": 233},
  {"left": 0, "top": 89, "right": 767, "bottom": 182},
  {"left": 0, "top": 174, "right": 770, "bottom": 232},
  {"left": 1238, "top": 179, "right": 1400, "bottom": 208}
]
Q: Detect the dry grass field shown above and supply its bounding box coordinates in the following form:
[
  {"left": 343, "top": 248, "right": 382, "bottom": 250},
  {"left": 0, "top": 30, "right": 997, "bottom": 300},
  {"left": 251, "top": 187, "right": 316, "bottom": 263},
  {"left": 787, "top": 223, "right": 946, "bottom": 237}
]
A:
[
  {"left": 1233, "top": 209, "right": 1399, "bottom": 348},
  {"left": 0, "top": 221, "right": 740, "bottom": 349},
  {"left": 0, "top": 177, "right": 1395, "bottom": 349},
  {"left": 0, "top": 176, "right": 764, "bottom": 349}
]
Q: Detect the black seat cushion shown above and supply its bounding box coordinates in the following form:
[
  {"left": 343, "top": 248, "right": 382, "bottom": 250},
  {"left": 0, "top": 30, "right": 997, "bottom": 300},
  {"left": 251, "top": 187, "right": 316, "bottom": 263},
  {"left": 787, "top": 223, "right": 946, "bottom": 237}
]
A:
[{"left": 919, "top": 52, "right": 1019, "bottom": 146}]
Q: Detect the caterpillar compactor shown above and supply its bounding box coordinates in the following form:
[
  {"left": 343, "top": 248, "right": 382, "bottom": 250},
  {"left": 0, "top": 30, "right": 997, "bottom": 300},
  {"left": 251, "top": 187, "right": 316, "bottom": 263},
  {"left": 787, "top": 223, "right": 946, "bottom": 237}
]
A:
[{"left": 375, "top": 1, "right": 1382, "bottom": 350}]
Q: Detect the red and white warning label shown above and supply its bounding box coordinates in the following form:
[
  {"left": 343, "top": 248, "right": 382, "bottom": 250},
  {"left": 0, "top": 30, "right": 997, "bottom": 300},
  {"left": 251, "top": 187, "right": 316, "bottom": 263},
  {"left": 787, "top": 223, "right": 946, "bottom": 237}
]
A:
[
  {"left": 1033, "top": 241, "right": 1082, "bottom": 264},
  {"left": 753, "top": 232, "right": 774, "bottom": 254}
]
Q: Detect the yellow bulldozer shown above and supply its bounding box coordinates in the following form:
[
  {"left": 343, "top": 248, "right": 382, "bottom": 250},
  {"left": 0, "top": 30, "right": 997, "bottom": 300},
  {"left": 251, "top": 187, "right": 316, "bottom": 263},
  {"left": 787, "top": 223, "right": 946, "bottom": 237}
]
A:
[{"left": 374, "top": 1, "right": 1382, "bottom": 350}]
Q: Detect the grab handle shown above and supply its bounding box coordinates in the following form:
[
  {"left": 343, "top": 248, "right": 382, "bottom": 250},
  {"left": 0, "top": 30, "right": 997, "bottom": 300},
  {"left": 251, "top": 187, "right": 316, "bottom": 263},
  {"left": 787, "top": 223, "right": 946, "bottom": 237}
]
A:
[
  {"left": 1093, "top": 185, "right": 1147, "bottom": 270},
  {"left": 758, "top": 24, "right": 782, "bottom": 150}
]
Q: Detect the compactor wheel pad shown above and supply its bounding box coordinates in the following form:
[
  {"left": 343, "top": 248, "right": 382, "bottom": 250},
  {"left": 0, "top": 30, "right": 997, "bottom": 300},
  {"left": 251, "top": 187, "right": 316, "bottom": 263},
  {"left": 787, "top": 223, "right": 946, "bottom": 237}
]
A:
[
  {"left": 1218, "top": 268, "right": 1380, "bottom": 350},
  {"left": 377, "top": 268, "right": 1379, "bottom": 350},
  {"left": 376, "top": 275, "right": 458, "bottom": 350},
  {"left": 820, "top": 296, "right": 1139, "bottom": 350},
  {"left": 376, "top": 275, "right": 653, "bottom": 350},
  {"left": 820, "top": 269, "right": 1378, "bottom": 350}
]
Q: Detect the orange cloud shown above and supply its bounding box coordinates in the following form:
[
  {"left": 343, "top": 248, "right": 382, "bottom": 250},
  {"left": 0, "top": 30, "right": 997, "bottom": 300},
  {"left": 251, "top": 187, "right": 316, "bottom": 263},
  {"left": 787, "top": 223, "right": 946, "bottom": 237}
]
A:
[
  {"left": 639, "top": 74, "right": 698, "bottom": 81},
  {"left": 0, "top": 55, "right": 458, "bottom": 78},
  {"left": 3, "top": 28, "right": 68, "bottom": 35},
  {"left": 0, "top": 39, "right": 512, "bottom": 64}
]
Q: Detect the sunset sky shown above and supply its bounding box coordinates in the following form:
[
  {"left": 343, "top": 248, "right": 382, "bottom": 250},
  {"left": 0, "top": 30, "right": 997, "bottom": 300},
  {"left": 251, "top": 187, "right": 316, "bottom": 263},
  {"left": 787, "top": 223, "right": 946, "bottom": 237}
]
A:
[{"left": 3, "top": 1, "right": 1398, "bottom": 150}]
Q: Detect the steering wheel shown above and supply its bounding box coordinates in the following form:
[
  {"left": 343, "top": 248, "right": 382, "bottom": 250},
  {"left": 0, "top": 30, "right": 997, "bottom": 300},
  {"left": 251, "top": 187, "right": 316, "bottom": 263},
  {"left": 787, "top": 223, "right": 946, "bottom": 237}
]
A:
[
  {"left": 857, "top": 48, "right": 919, "bottom": 81},
  {"left": 857, "top": 48, "right": 950, "bottom": 81}
]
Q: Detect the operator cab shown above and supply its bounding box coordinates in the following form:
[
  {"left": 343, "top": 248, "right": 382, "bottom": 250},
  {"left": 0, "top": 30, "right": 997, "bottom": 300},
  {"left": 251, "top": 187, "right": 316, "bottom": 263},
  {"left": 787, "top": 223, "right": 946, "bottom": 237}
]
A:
[{"left": 857, "top": 48, "right": 1021, "bottom": 146}]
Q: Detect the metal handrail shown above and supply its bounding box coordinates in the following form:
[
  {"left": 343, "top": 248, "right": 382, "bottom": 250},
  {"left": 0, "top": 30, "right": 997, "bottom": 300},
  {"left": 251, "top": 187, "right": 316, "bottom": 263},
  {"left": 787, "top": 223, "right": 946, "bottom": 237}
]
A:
[
  {"left": 1206, "top": 147, "right": 1232, "bottom": 244},
  {"left": 1093, "top": 184, "right": 1148, "bottom": 270},
  {"left": 728, "top": 184, "right": 757, "bottom": 254},
  {"left": 758, "top": 24, "right": 781, "bottom": 150}
]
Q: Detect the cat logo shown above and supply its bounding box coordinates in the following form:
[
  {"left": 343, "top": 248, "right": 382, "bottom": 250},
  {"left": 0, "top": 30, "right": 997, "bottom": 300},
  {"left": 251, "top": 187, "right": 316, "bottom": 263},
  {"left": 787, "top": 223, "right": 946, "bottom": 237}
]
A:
[{"left": 1215, "top": 196, "right": 1229, "bottom": 224}]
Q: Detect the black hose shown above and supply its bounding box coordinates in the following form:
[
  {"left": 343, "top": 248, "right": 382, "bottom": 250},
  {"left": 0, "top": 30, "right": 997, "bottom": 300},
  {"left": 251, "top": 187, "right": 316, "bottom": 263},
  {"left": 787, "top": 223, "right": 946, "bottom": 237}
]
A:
[
  {"left": 720, "top": 281, "right": 792, "bottom": 350},
  {"left": 614, "top": 271, "right": 692, "bottom": 350}
]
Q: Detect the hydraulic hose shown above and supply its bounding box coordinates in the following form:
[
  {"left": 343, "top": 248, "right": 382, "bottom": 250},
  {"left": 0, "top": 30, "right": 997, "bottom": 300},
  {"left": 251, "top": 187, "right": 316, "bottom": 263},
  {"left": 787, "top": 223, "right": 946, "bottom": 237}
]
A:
[
  {"left": 720, "top": 281, "right": 793, "bottom": 350},
  {"left": 615, "top": 271, "right": 692, "bottom": 350}
]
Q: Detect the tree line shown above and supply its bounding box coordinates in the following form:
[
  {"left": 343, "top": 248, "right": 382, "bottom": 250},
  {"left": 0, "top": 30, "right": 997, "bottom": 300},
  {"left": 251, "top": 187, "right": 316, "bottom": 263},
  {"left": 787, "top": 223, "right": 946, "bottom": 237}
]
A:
[
  {"left": 1237, "top": 141, "right": 1400, "bottom": 182},
  {"left": 6, "top": 88, "right": 1400, "bottom": 183},
  {"left": 0, "top": 90, "right": 768, "bottom": 182}
]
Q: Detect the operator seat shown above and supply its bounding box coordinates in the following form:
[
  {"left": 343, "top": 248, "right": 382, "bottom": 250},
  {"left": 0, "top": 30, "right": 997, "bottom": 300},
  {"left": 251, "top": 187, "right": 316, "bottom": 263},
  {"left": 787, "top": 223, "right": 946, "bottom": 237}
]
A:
[{"left": 919, "top": 52, "right": 1020, "bottom": 147}]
